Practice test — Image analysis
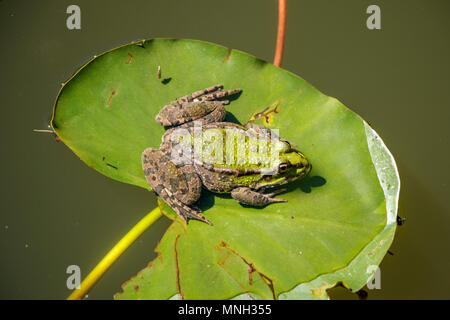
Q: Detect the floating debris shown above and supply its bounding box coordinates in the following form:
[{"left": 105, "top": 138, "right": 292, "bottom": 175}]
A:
[{"left": 33, "top": 128, "right": 60, "bottom": 142}]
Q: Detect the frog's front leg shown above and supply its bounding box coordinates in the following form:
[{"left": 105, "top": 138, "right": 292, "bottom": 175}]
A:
[
  {"left": 142, "top": 148, "right": 211, "bottom": 225},
  {"left": 155, "top": 85, "right": 241, "bottom": 127},
  {"left": 231, "top": 187, "right": 287, "bottom": 207}
]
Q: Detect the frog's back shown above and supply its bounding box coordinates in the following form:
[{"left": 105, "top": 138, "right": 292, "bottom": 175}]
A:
[
  {"left": 161, "top": 121, "right": 279, "bottom": 193},
  {"left": 193, "top": 122, "right": 276, "bottom": 169},
  {"left": 193, "top": 122, "right": 275, "bottom": 193}
]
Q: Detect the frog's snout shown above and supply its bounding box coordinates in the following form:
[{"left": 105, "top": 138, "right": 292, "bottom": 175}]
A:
[{"left": 297, "top": 157, "right": 311, "bottom": 176}]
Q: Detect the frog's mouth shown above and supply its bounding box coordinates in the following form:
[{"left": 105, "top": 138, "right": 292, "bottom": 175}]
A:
[
  {"left": 291, "top": 159, "right": 311, "bottom": 181},
  {"left": 298, "top": 157, "right": 311, "bottom": 176}
]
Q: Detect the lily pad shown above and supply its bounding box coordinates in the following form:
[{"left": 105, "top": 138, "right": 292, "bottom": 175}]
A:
[{"left": 51, "top": 39, "right": 399, "bottom": 299}]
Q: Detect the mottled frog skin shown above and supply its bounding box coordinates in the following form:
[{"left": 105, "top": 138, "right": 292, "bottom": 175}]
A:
[{"left": 142, "top": 85, "right": 311, "bottom": 225}]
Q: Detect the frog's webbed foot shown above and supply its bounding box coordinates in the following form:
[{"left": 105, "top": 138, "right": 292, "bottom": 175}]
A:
[
  {"left": 175, "top": 84, "right": 240, "bottom": 104},
  {"left": 231, "top": 187, "right": 287, "bottom": 207},
  {"left": 155, "top": 85, "right": 241, "bottom": 127},
  {"left": 160, "top": 188, "right": 212, "bottom": 225}
]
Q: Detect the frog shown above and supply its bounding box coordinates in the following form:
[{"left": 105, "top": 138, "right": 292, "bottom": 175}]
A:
[{"left": 142, "top": 85, "right": 311, "bottom": 225}]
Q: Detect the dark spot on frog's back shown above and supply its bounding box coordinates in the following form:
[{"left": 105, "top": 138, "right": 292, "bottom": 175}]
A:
[
  {"left": 170, "top": 178, "right": 180, "bottom": 189},
  {"left": 161, "top": 78, "right": 172, "bottom": 85},
  {"left": 144, "top": 168, "right": 155, "bottom": 176},
  {"left": 201, "top": 171, "right": 213, "bottom": 184},
  {"left": 179, "top": 187, "right": 188, "bottom": 194}
]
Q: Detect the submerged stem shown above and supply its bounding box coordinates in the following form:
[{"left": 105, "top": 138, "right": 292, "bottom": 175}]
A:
[{"left": 67, "top": 207, "right": 163, "bottom": 300}]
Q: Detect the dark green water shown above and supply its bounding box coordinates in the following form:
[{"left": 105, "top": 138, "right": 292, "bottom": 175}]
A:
[{"left": 1, "top": 0, "right": 449, "bottom": 299}]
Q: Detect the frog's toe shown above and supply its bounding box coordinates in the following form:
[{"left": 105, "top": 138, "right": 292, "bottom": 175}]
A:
[
  {"left": 267, "top": 197, "right": 287, "bottom": 203},
  {"left": 179, "top": 206, "right": 211, "bottom": 225},
  {"left": 264, "top": 188, "right": 287, "bottom": 198},
  {"left": 265, "top": 189, "right": 288, "bottom": 204},
  {"left": 193, "top": 88, "right": 241, "bottom": 103},
  {"left": 189, "top": 204, "right": 202, "bottom": 213},
  {"left": 183, "top": 211, "right": 212, "bottom": 226},
  {"left": 171, "top": 198, "right": 211, "bottom": 225}
]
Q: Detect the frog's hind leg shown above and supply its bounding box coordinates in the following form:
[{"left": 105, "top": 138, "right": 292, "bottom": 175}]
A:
[
  {"left": 192, "top": 87, "right": 242, "bottom": 103},
  {"left": 175, "top": 85, "right": 224, "bottom": 104},
  {"left": 155, "top": 85, "right": 241, "bottom": 127},
  {"left": 231, "top": 187, "right": 287, "bottom": 207},
  {"left": 188, "top": 101, "right": 227, "bottom": 126},
  {"left": 142, "top": 148, "right": 211, "bottom": 225},
  {"left": 156, "top": 101, "right": 225, "bottom": 127}
]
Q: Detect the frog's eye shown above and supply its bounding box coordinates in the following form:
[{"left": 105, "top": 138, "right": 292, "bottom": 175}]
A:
[{"left": 278, "top": 163, "right": 290, "bottom": 173}]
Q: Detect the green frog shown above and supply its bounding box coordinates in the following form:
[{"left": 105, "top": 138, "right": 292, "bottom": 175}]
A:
[{"left": 142, "top": 85, "right": 311, "bottom": 225}]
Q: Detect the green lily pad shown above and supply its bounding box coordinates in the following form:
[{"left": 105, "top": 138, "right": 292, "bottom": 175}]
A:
[{"left": 51, "top": 39, "right": 399, "bottom": 300}]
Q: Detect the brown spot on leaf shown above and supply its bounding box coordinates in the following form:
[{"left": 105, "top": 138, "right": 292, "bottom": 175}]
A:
[
  {"left": 367, "top": 239, "right": 387, "bottom": 257},
  {"left": 217, "top": 241, "right": 276, "bottom": 299},
  {"left": 174, "top": 234, "right": 184, "bottom": 299},
  {"left": 222, "top": 48, "right": 232, "bottom": 63},
  {"left": 125, "top": 52, "right": 134, "bottom": 64},
  {"left": 133, "top": 285, "right": 139, "bottom": 291},
  {"left": 216, "top": 246, "right": 254, "bottom": 300},
  {"left": 107, "top": 89, "right": 117, "bottom": 108},
  {"left": 247, "top": 265, "right": 254, "bottom": 286},
  {"left": 248, "top": 100, "right": 281, "bottom": 125},
  {"left": 311, "top": 282, "right": 331, "bottom": 298}
]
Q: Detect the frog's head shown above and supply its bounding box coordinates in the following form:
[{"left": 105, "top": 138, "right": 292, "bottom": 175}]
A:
[{"left": 254, "top": 139, "right": 311, "bottom": 190}]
